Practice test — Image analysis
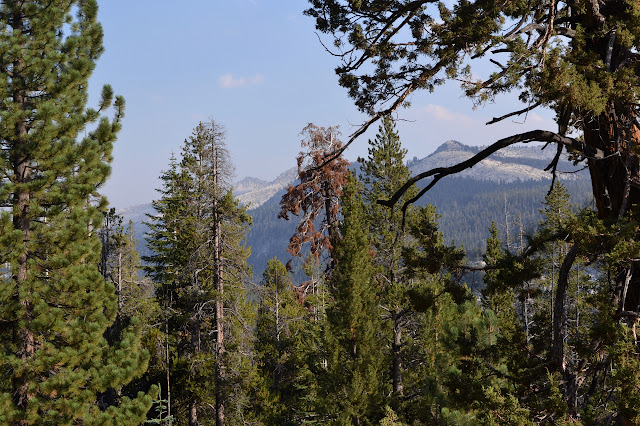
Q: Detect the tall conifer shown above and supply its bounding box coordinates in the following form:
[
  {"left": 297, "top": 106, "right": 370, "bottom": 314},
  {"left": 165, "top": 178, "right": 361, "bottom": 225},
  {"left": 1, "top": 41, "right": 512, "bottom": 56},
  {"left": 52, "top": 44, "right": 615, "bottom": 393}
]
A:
[
  {"left": 145, "top": 120, "right": 254, "bottom": 425},
  {"left": 323, "top": 174, "right": 385, "bottom": 424},
  {"left": 255, "top": 258, "right": 308, "bottom": 424},
  {"left": 0, "top": 1, "right": 153, "bottom": 423},
  {"left": 358, "top": 116, "right": 418, "bottom": 407}
]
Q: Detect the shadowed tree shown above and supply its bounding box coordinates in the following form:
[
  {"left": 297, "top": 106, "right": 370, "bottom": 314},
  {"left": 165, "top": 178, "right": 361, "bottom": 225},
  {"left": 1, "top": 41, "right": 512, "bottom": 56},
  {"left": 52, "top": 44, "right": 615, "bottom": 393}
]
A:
[
  {"left": 305, "top": 0, "right": 640, "bottom": 310},
  {"left": 358, "top": 116, "right": 419, "bottom": 407},
  {"left": 306, "top": 2, "right": 640, "bottom": 421},
  {"left": 322, "top": 174, "right": 386, "bottom": 424},
  {"left": 255, "top": 258, "right": 309, "bottom": 425}
]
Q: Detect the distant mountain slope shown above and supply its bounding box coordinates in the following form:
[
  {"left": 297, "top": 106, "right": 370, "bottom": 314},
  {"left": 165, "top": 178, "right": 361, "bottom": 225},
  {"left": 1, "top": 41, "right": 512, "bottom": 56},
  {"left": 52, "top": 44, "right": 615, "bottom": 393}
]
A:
[
  {"left": 233, "top": 177, "right": 269, "bottom": 195},
  {"left": 119, "top": 140, "right": 592, "bottom": 283},
  {"left": 235, "top": 140, "right": 587, "bottom": 212},
  {"left": 409, "top": 140, "right": 586, "bottom": 183},
  {"left": 234, "top": 167, "right": 297, "bottom": 209}
]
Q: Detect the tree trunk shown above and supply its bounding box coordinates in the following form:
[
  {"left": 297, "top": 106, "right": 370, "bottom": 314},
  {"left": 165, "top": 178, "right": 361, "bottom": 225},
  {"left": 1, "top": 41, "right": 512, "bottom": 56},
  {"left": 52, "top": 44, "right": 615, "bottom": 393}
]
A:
[
  {"left": 165, "top": 308, "right": 171, "bottom": 424},
  {"left": 584, "top": 108, "right": 640, "bottom": 313},
  {"left": 13, "top": 134, "right": 33, "bottom": 418},
  {"left": 584, "top": 109, "right": 640, "bottom": 221},
  {"left": 392, "top": 314, "right": 404, "bottom": 398},
  {"left": 117, "top": 252, "right": 123, "bottom": 312},
  {"left": 553, "top": 243, "right": 578, "bottom": 372},
  {"left": 213, "top": 156, "right": 225, "bottom": 426},
  {"left": 582, "top": 100, "right": 640, "bottom": 423},
  {"left": 189, "top": 401, "right": 198, "bottom": 426}
]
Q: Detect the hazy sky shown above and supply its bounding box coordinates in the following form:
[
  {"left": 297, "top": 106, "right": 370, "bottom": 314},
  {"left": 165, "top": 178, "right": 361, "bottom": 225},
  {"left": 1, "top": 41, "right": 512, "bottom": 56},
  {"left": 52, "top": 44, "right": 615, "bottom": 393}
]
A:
[{"left": 91, "top": 0, "right": 557, "bottom": 208}]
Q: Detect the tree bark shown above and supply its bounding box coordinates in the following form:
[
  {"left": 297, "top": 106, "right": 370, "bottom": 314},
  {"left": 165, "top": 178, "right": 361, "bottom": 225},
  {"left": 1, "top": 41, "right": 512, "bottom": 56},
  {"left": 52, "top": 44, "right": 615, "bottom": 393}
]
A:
[
  {"left": 165, "top": 307, "right": 171, "bottom": 424},
  {"left": 213, "top": 153, "right": 225, "bottom": 426},
  {"left": 584, "top": 109, "right": 640, "bottom": 221},
  {"left": 392, "top": 314, "right": 404, "bottom": 398},
  {"left": 583, "top": 108, "right": 640, "bottom": 313},
  {"left": 189, "top": 401, "right": 198, "bottom": 426}
]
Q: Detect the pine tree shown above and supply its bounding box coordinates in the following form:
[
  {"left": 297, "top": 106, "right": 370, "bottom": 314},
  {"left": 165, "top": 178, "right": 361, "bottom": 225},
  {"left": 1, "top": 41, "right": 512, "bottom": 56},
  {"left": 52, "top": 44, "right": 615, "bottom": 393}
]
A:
[
  {"left": 255, "top": 258, "right": 308, "bottom": 425},
  {"left": 144, "top": 155, "right": 186, "bottom": 424},
  {"left": 358, "top": 115, "right": 418, "bottom": 407},
  {"left": 0, "top": 1, "right": 153, "bottom": 423},
  {"left": 307, "top": 12, "right": 640, "bottom": 422},
  {"left": 97, "top": 210, "right": 161, "bottom": 413},
  {"left": 396, "top": 205, "right": 486, "bottom": 422},
  {"left": 100, "top": 211, "right": 158, "bottom": 329},
  {"left": 322, "top": 174, "right": 385, "bottom": 424},
  {"left": 307, "top": 0, "right": 640, "bottom": 227},
  {"left": 145, "top": 120, "right": 255, "bottom": 425},
  {"left": 471, "top": 187, "right": 640, "bottom": 422}
]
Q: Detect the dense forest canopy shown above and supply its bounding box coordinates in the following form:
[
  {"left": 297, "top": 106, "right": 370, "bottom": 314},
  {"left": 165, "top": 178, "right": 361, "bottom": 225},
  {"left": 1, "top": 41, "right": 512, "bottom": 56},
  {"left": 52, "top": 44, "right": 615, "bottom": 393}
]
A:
[{"left": 4, "top": 0, "right": 640, "bottom": 424}]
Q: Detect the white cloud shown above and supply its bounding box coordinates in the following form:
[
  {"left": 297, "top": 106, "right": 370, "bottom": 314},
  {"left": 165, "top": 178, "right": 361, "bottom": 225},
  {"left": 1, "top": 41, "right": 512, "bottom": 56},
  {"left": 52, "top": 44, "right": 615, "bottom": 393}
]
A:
[
  {"left": 424, "top": 104, "right": 455, "bottom": 121},
  {"left": 528, "top": 112, "right": 546, "bottom": 123},
  {"left": 422, "top": 104, "right": 475, "bottom": 125},
  {"left": 218, "top": 73, "right": 264, "bottom": 89}
]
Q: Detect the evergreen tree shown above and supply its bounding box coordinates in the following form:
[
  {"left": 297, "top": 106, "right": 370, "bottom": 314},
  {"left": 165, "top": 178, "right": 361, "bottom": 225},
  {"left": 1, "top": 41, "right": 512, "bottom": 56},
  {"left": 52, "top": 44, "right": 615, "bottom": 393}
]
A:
[
  {"left": 306, "top": 11, "right": 640, "bottom": 422},
  {"left": 0, "top": 1, "right": 153, "bottom": 422},
  {"left": 144, "top": 155, "right": 185, "bottom": 424},
  {"left": 99, "top": 211, "right": 163, "bottom": 414},
  {"left": 100, "top": 210, "right": 158, "bottom": 329},
  {"left": 358, "top": 116, "right": 420, "bottom": 410},
  {"left": 322, "top": 174, "right": 385, "bottom": 424},
  {"left": 397, "top": 205, "right": 488, "bottom": 423},
  {"left": 145, "top": 120, "right": 255, "bottom": 425},
  {"left": 469, "top": 187, "right": 640, "bottom": 422},
  {"left": 255, "top": 258, "right": 308, "bottom": 425},
  {"left": 306, "top": 0, "right": 640, "bottom": 227}
]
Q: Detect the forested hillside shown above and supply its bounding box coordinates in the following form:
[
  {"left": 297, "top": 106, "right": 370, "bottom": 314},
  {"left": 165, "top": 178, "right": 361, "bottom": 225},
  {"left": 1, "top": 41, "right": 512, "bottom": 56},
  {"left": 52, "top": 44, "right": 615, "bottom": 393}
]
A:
[
  {"left": 122, "top": 141, "right": 593, "bottom": 282},
  {"left": 245, "top": 176, "right": 593, "bottom": 281},
  {"left": 6, "top": 0, "right": 640, "bottom": 424}
]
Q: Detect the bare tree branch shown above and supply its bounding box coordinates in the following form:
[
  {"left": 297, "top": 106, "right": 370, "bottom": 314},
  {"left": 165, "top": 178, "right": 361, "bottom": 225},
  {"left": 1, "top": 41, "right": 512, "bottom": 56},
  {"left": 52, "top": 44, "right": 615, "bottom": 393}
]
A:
[
  {"left": 312, "top": 60, "right": 448, "bottom": 171},
  {"left": 486, "top": 101, "right": 543, "bottom": 125}
]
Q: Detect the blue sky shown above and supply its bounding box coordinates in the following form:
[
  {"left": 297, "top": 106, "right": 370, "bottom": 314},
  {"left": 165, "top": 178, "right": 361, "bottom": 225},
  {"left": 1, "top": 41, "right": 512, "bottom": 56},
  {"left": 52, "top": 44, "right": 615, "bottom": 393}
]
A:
[{"left": 91, "top": 0, "right": 556, "bottom": 208}]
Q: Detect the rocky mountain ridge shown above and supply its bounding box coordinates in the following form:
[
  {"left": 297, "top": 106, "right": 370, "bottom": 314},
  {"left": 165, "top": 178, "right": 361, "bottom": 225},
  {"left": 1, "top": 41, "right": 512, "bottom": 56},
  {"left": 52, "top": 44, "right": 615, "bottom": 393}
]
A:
[
  {"left": 234, "top": 167, "right": 298, "bottom": 209},
  {"left": 409, "top": 140, "right": 583, "bottom": 183},
  {"left": 119, "top": 139, "right": 586, "bottom": 222},
  {"left": 232, "top": 140, "right": 586, "bottom": 210}
]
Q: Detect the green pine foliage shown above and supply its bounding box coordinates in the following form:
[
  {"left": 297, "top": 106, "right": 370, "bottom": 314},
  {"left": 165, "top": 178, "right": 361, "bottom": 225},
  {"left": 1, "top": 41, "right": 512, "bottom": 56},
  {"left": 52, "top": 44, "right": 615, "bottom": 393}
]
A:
[
  {"left": 0, "top": 1, "right": 153, "bottom": 422},
  {"left": 145, "top": 120, "right": 256, "bottom": 424},
  {"left": 450, "top": 184, "right": 640, "bottom": 423},
  {"left": 99, "top": 210, "right": 163, "bottom": 414},
  {"left": 321, "top": 174, "right": 386, "bottom": 424},
  {"left": 100, "top": 210, "right": 159, "bottom": 329},
  {"left": 303, "top": 2, "right": 640, "bottom": 421},
  {"left": 358, "top": 116, "right": 432, "bottom": 414},
  {"left": 254, "top": 258, "right": 309, "bottom": 424}
]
